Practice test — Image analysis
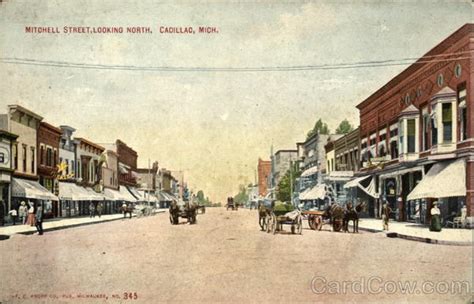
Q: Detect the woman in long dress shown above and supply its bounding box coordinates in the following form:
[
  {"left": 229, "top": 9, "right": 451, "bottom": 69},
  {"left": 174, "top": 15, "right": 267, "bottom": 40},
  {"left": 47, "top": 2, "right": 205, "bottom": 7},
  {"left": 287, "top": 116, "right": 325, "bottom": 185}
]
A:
[
  {"left": 429, "top": 201, "right": 442, "bottom": 232},
  {"left": 26, "top": 202, "right": 36, "bottom": 226}
]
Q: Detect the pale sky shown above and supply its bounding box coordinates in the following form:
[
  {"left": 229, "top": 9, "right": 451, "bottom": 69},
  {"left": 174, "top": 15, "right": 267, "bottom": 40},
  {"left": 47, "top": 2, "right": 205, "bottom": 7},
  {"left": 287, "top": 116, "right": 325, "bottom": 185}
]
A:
[{"left": 0, "top": 1, "right": 472, "bottom": 203}]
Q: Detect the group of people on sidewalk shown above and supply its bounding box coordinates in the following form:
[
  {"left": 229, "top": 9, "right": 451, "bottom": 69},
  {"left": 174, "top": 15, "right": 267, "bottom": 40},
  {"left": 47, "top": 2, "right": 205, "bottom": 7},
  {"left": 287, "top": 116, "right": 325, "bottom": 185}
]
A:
[
  {"left": 89, "top": 202, "right": 103, "bottom": 218},
  {"left": 1, "top": 201, "right": 44, "bottom": 235},
  {"left": 381, "top": 200, "right": 448, "bottom": 232}
]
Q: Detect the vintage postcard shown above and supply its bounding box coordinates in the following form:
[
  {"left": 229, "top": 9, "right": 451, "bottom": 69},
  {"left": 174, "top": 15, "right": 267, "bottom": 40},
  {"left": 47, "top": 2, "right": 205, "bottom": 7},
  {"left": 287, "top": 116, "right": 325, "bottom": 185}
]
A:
[{"left": 0, "top": 1, "right": 473, "bottom": 303}]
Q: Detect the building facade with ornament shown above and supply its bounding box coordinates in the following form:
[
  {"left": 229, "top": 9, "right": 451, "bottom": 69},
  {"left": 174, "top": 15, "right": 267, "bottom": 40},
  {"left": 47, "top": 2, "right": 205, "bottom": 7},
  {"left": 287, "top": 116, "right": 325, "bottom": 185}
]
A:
[
  {"left": 354, "top": 23, "right": 473, "bottom": 224},
  {"left": 0, "top": 105, "right": 58, "bottom": 216},
  {"left": 37, "top": 121, "right": 62, "bottom": 217},
  {"left": 0, "top": 130, "right": 18, "bottom": 215}
]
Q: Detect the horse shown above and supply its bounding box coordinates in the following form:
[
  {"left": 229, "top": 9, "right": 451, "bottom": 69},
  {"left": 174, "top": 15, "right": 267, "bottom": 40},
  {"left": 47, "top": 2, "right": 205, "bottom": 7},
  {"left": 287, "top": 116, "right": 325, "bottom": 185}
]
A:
[
  {"left": 185, "top": 201, "right": 197, "bottom": 224},
  {"left": 258, "top": 202, "right": 271, "bottom": 231},
  {"left": 169, "top": 200, "right": 180, "bottom": 224},
  {"left": 317, "top": 203, "right": 345, "bottom": 232},
  {"left": 343, "top": 201, "right": 366, "bottom": 233}
]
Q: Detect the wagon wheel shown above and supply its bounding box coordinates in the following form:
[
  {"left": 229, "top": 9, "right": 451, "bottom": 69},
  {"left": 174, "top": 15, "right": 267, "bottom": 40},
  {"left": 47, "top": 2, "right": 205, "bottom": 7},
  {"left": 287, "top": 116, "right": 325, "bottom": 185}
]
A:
[
  {"left": 297, "top": 215, "right": 303, "bottom": 235},
  {"left": 315, "top": 216, "right": 323, "bottom": 231},
  {"left": 272, "top": 214, "right": 278, "bottom": 235},
  {"left": 308, "top": 215, "right": 316, "bottom": 230},
  {"left": 333, "top": 219, "right": 343, "bottom": 232}
]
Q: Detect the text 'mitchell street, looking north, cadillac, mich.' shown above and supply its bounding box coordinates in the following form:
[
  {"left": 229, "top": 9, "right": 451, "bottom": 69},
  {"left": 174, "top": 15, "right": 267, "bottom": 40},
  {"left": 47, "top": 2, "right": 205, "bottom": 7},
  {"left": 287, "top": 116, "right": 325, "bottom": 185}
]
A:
[{"left": 24, "top": 26, "right": 219, "bottom": 34}]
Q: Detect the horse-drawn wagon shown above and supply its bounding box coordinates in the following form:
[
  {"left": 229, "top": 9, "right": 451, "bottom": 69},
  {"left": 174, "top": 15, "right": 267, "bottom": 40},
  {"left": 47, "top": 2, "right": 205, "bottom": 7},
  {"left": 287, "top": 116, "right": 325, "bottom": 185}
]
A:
[
  {"left": 169, "top": 200, "right": 197, "bottom": 225},
  {"left": 259, "top": 201, "right": 302, "bottom": 235}
]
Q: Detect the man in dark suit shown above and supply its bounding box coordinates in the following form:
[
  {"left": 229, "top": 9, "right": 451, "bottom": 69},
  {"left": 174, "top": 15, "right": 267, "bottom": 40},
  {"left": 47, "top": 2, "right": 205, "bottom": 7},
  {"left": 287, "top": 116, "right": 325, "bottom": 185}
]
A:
[{"left": 35, "top": 204, "right": 44, "bottom": 235}]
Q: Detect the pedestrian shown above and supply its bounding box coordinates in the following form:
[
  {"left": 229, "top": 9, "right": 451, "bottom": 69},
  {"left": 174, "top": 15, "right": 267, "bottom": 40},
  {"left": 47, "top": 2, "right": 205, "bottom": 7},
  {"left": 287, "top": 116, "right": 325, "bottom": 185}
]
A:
[
  {"left": 19, "top": 201, "right": 27, "bottom": 224},
  {"left": 26, "top": 202, "right": 36, "bottom": 226},
  {"left": 35, "top": 204, "right": 44, "bottom": 235},
  {"left": 89, "top": 202, "right": 95, "bottom": 218},
  {"left": 122, "top": 203, "right": 127, "bottom": 218},
  {"left": 97, "top": 202, "right": 103, "bottom": 218},
  {"left": 381, "top": 203, "right": 392, "bottom": 231},
  {"left": 429, "top": 201, "right": 442, "bottom": 232},
  {"left": 8, "top": 208, "right": 18, "bottom": 225}
]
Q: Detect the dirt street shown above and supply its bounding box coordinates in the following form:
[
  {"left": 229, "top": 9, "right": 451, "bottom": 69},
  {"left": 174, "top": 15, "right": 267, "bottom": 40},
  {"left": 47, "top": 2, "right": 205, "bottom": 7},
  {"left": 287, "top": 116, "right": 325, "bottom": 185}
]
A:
[{"left": 0, "top": 208, "right": 472, "bottom": 303}]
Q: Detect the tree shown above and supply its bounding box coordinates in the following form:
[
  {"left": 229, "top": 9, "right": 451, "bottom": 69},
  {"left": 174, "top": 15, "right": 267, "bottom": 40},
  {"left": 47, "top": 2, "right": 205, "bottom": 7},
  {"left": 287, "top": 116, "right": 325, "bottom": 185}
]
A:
[
  {"left": 307, "top": 118, "right": 330, "bottom": 139},
  {"left": 335, "top": 119, "right": 354, "bottom": 134},
  {"left": 233, "top": 184, "right": 248, "bottom": 205},
  {"left": 276, "top": 162, "right": 301, "bottom": 202}
]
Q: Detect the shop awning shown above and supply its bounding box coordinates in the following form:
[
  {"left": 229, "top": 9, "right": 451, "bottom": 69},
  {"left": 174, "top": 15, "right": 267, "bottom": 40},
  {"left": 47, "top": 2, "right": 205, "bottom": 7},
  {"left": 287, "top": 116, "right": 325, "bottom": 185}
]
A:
[
  {"left": 85, "top": 188, "right": 105, "bottom": 201},
  {"left": 119, "top": 185, "right": 137, "bottom": 202},
  {"left": 138, "top": 190, "right": 158, "bottom": 203},
  {"left": 12, "top": 178, "right": 58, "bottom": 201},
  {"left": 298, "top": 187, "right": 312, "bottom": 200},
  {"left": 58, "top": 182, "right": 92, "bottom": 201},
  {"left": 344, "top": 175, "right": 378, "bottom": 198},
  {"left": 127, "top": 186, "right": 145, "bottom": 201},
  {"left": 301, "top": 166, "right": 318, "bottom": 177},
  {"left": 407, "top": 159, "right": 466, "bottom": 201},
  {"left": 103, "top": 188, "right": 125, "bottom": 201},
  {"left": 302, "top": 184, "right": 326, "bottom": 200}
]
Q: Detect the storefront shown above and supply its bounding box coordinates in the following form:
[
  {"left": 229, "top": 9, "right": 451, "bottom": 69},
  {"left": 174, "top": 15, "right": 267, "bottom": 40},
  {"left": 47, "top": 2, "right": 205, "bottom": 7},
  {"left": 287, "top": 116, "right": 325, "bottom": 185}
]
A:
[
  {"left": 407, "top": 159, "right": 466, "bottom": 224},
  {"left": 344, "top": 175, "right": 378, "bottom": 218},
  {"left": 11, "top": 178, "right": 58, "bottom": 218},
  {"left": 58, "top": 182, "right": 94, "bottom": 217}
]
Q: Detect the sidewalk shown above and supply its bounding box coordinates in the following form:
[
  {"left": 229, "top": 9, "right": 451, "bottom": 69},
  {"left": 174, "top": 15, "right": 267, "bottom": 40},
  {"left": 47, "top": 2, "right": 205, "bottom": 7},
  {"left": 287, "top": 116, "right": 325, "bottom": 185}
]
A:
[
  {"left": 354, "top": 218, "right": 473, "bottom": 246},
  {"left": 0, "top": 210, "right": 165, "bottom": 237}
]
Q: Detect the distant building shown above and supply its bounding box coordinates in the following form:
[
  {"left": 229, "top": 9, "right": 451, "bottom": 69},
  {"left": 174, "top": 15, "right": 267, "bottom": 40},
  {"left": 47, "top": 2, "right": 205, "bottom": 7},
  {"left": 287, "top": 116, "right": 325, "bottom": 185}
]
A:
[
  {"left": 257, "top": 158, "right": 271, "bottom": 197},
  {"left": 272, "top": 149, "right": 297, "bottom": 186}
]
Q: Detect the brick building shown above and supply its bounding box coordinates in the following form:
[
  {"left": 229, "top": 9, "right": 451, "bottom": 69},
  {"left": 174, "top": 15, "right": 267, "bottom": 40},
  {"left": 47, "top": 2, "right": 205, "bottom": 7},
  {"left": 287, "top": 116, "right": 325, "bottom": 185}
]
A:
[
  {"left": 37, "top": 121, "right": 62, "bottom": 217},
  {"left": 355, "top": 24, "right": 473, "bottom": 222},
  {"left": 257, "top": 158, "right": 271, "bottom": 197}
]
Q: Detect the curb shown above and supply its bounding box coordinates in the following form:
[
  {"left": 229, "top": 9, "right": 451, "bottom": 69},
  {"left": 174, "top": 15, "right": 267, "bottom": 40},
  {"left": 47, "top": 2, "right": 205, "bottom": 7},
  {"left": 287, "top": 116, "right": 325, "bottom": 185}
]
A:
[
  {"left": 355, "top": 226, "right": 473, "bottom": 246},
  {"left": 3, "top": 210, "right": 166, "bottom": 237}
]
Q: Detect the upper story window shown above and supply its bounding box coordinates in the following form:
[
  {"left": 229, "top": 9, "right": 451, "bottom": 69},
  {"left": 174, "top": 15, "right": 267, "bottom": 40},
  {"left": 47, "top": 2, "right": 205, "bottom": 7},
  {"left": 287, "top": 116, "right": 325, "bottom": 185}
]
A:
[
  {"left": 430, "top": 87, "right": 457, "bottom": 151},
  {"left": 22, "top": 145, "right": 27, "bottom": 172},
  {"left": 398, "top": 105, "right": 419, "bottom": 159},
  {"left": 442, "top": 103, "right": 453, "bottom": 143},
  {"left": 30, "top": 147, "right": 35, "bottom": 174},
  {"left": 389, "top": 123, "right": 398, "bottom": 159},
  {"left": 422, "top": 107, "right": 430, "bottom": 151},
  {"left": 458, "top": 84, "right": 467, "bottom": 141},
  {"left": 12, "top": 144, "right": 18, "bottom": 170}
]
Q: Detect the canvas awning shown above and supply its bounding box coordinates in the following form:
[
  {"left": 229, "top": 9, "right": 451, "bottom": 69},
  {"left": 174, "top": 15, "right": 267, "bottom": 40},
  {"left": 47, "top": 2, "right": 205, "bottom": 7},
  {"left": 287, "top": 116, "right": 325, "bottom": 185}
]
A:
[
  {"left": 344, "top": 175, "right": 378, "bottom": 198},
  {"left": 127, "top": 186, "right": 144, "bottom": 201},
  {"left": 138, "top": 190, "right": 158, "bottom": 203},
  {"left": 12, "top": 178, "right": 58, "bottom": 201},
  {"left": 301, "top": 166, "right": 318, "bottom": 177},
  {"left": 298, "top": 187, "right": 312, "bottom": 200},
  {"left": 407, "top": 159, "right": 466, "bottom": 201},
  {"left": 58, "top": 182, "right": 92, "bottom": 201},
  {"left": 85, "top": 188, "right": 105, "bottom": 201},
  {"left": 302, "top": 184, "right": 326, "bottom": 200},
  {"left": 119, "top": 186, "right": 137, "bottom": 202},
  {"left": 103, "top": 188, "right": 127, "bottom": 201}
]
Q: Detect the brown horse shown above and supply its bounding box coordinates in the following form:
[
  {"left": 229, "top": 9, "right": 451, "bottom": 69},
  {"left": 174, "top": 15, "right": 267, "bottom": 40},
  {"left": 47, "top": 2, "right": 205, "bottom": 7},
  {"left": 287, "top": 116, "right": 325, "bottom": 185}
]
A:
[{"left": 343, "top": 202, "right": 366, "bottom": 233}]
